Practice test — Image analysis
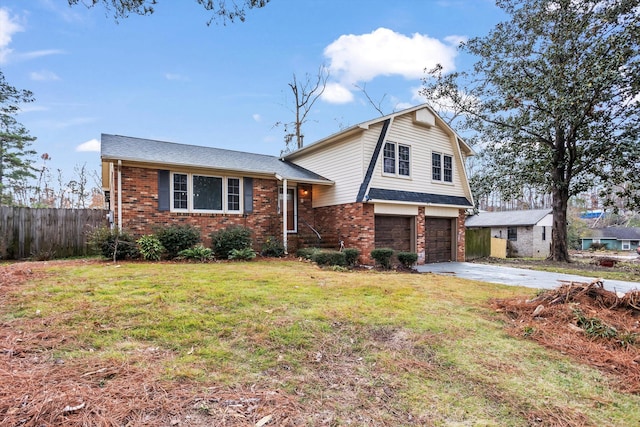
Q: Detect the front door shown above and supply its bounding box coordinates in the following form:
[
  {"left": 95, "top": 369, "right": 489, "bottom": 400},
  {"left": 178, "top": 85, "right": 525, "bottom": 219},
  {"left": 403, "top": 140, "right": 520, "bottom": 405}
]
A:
[{"left": 279, "top": 187, "right": 297, "bottom": 232}]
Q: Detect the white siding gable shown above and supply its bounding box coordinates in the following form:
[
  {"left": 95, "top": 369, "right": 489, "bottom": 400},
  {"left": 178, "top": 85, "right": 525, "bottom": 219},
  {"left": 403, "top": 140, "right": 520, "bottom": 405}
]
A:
[{"left": 368, "top": 113, "right": 469, "bottom": 201}]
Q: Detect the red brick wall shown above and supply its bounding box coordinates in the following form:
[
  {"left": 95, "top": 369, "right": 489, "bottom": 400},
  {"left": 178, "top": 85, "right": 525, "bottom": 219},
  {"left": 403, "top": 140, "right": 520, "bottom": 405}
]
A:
[
  {"left": 312, "top": 202, "right": 375, "bottom": 264},
  {"left": 416, "top": 207, "right": 426, "bottom": 263},
  {"left": 113, "top": 166, "right": 285, "bottom": 250},
  {"left": 457, "top": 208, "right": 466, "bottom": 261}
]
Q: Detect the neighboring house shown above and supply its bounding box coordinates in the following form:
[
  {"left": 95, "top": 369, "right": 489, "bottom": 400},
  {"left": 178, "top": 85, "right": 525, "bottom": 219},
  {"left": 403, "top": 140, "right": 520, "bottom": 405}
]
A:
[
  {"left": 581, "top": 227, "right": 640, "bottom": 251},
  {"left": 465, "top": 209, "right": 553, "bottom": 258},
  {"left": 101, "top": 104, "right": 475, "bottom": 264}
]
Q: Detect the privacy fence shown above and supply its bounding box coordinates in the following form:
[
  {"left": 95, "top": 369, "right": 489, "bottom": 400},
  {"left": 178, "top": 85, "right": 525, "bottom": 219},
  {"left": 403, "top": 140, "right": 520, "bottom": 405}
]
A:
[
  {"left": 0, "top": 206, "right": 108, "bottom": 260},
  {"left": 465, "top": 228, "right": 491, "bottom": 260}
]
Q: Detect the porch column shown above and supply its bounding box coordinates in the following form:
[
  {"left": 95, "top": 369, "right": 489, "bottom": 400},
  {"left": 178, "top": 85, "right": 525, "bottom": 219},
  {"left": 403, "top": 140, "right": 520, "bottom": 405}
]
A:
[{"left": 282, "top": 178, "right": 288, "bottom": 254}]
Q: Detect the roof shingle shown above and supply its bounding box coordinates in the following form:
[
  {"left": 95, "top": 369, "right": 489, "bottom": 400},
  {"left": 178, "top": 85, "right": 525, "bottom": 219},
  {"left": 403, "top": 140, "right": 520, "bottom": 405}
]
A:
[{"left": 100, "top": 134, "right": 332, "bottom": 184}]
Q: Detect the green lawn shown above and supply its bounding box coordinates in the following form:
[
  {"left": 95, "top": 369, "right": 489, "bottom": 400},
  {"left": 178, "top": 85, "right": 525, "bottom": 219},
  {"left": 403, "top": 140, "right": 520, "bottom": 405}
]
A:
[{"left": 1, "top": 259, "right": 638, "bottom": 426}]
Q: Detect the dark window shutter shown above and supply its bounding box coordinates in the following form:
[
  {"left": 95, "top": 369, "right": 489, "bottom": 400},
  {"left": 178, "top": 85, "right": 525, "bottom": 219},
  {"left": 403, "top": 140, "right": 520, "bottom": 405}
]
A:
[
  {"left": 158, "top": 170, "right": 170, "bottom": 211},
  {"left": 243, "top": 177, "right": 253, "bottom": 214}
]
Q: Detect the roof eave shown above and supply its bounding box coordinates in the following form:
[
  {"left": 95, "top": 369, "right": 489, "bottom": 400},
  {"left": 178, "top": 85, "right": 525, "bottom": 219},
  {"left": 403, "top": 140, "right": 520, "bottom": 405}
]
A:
[{"left": 101, "top": 155, "right": 334, "bottom": 185}]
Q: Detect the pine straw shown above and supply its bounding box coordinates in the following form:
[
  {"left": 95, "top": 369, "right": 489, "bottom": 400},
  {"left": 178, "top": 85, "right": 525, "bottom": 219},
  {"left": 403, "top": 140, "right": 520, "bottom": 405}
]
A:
[
  {"left": 493, "top": 279, "right": 640, "bottom": 394},
  {"left": 0, "top": 262, "right": 303, "bottom": 426}
]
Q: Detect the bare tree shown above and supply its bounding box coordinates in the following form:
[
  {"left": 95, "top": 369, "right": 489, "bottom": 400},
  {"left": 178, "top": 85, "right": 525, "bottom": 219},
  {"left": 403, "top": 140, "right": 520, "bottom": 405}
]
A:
[
  {"left": 354, "top": 83, "right": 388, "bottom": 116},
  {"left": 276, "top": 66, "right": 329, "bottom": 154}
]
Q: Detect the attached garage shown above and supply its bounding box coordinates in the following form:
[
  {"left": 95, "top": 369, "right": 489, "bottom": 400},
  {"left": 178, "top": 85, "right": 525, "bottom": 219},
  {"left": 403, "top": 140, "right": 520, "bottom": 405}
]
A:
[
  {"left": 375, "top": 215, "right": 414, "bottom": 252},
  {"left": 425, "top": 217, "right": 453, "bottom": 263}
]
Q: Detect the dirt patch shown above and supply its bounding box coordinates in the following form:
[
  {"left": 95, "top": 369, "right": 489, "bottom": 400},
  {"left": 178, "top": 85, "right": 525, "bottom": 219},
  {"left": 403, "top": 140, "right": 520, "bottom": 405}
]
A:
[{"left": 492, "top": 280, "right": 640, "bottom": 394}]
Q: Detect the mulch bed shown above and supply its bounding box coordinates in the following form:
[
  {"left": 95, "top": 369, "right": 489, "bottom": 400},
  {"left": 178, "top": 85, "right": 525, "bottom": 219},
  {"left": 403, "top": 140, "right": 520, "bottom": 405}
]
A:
[{"left": 492, "top": 279, "right": 640, "bottom": 394}]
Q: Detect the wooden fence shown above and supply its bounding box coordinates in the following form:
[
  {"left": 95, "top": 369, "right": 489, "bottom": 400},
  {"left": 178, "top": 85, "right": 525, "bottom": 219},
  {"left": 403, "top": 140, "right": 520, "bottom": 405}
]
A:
[
  {"left": 465, "top": 228, "right": 492, "bottom": 260},
  {"left": 0, "top": 206, "right": 108, "bottom": 260}
]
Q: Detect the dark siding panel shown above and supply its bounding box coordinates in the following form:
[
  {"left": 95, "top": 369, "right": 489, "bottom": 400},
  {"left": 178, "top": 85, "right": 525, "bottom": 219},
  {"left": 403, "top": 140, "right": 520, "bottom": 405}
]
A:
[
  {"left": 244, "top": 177, "right": 253, "bottom": 213},
  {"left": 158, "top": 170, "right": 170, "bottom": 211}
]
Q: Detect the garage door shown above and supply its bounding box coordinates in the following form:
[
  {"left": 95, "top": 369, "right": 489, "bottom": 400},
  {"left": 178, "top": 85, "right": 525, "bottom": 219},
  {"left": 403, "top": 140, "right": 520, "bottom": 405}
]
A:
[
  {"left": 425, "top": 218, "right": 452, "bottom": 263},
  {"left": 375, "top": 216, "right": 412, "bottom": 252}
]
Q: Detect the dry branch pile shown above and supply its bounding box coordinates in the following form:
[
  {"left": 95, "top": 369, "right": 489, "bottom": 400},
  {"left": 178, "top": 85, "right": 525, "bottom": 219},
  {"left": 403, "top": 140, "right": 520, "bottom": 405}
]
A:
[{"left": 493, "top": 279, "right": 640, "bottom": 394}]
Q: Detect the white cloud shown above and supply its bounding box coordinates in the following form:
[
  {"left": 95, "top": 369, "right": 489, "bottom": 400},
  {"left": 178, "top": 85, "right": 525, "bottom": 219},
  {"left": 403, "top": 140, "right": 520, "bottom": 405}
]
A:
[
  {"left": 0, "top": 8, "right": 23, "bottom": 64},
  {"left": 165, "top": 73, "right": 189, "bottom": 81},
  {"left": 324, "top": 28, "right": 459, "bottom": 85},
  {"left": 252, "top": 113, "right": 262, "bottom": 122},
  {"left": 76, "top": 138, "right": 100, "bottom": 152},
  {"left": 321, "top": 82, "right": 355, "bottom": 104},
  {"left": 16, "top": 49, "right": 66, "bottom": 61},
  {"left": 322, "top": 27, "right": 461, "bottom": 104},
  {"left": 30, "top": 70, "right": 60, "bottom": 81}
]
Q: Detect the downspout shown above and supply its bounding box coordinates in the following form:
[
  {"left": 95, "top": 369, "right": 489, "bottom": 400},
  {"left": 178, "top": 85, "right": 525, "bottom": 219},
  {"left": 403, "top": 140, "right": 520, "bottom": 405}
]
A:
[{"left": 117, "top": 159, "right": 122, "bottom": 231}]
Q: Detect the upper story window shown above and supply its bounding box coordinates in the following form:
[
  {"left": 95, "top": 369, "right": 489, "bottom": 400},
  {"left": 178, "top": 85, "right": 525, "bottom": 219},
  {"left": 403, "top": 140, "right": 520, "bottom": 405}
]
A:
[
  {"left": 383, "top": 142, "right": 410, "bottom": 177},
  {"left": 432, "top": 152, "right": 453, "bottom": 183},
  {"left": 171, "top": 172, "right": 242, "bottom": 213}
]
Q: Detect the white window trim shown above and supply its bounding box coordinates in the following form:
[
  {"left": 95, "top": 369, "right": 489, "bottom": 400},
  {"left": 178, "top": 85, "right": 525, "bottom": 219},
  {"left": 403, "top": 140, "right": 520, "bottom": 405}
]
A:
[
  {"left": 622, "top": 240, "right": 631, "bottom": 250},
  {"left": 170, "top": 172, "right": 243, "bottom": 214},
  {"left": 382, "top": 141, "right": 411, "bottom": 179},
  {"left": 432, "top": 151, "right": 454, "bottom": 184}
]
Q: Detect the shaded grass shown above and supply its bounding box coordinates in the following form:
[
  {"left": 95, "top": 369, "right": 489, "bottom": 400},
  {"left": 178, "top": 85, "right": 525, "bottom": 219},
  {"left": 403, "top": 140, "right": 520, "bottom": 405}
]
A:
[{"left": 2, "top": 260, "right": 639, "bottom": 426}]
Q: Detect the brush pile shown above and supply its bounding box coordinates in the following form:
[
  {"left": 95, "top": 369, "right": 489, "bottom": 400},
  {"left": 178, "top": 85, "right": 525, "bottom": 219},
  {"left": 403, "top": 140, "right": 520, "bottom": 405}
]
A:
[{"left": 493, "top": 279, "right": 640, "bottom": 394}]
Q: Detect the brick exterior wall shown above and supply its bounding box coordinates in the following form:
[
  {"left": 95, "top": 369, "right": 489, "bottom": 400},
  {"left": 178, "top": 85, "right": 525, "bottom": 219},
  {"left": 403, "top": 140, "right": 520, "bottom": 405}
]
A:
[
  {"left": 113, "top": 166, "right": 286, "bottom": 251},
  {"left": 311, "top": 202, "right": 376, "bottom": 264},
  {"left": 112, "top": 166, "right": 467, "bottom": 265},
  {"left": 457, "top": 208, "right": 466, "bottom": 262}
]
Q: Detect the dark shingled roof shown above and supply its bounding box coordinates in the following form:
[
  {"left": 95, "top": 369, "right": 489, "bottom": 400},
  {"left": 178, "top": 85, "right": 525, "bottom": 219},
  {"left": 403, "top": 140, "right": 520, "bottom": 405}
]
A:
[
  {"left": 367, "top": 188, "right": 473, "bottom": 207},
  {"left": 465, "top": 209, "right": 552, "bottom": 227},
  {"left": 585, "top": 227, "right": 640, "bottom": 240},
  {"left": 100, "top": 134, "right": 332, "bottom": 184}
]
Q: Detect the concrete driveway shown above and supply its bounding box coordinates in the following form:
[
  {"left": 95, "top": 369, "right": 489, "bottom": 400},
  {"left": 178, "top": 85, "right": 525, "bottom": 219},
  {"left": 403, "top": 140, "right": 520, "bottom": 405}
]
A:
[{"left": 416, "top": 262, "right": 640, "bottom": 294}]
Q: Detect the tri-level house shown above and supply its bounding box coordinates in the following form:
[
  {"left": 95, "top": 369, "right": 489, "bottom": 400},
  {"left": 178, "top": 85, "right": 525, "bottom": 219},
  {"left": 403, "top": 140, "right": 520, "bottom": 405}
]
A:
[{"left": 101, "top": 104, "right": 474, "bottom": 264}]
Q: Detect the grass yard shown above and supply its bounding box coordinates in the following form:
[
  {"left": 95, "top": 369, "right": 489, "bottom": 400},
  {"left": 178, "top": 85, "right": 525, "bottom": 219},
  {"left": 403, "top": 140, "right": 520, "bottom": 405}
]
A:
[{"left": 1, "top": 259, "right": 639, "bottom": 426}]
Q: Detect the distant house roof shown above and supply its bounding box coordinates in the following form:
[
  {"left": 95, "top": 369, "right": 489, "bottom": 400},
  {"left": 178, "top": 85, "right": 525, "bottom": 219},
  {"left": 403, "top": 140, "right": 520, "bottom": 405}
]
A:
[
  {"left": 465, "top": 209, "right": 552, "bottom": 228},
  {"left": 582, "top": 227, "right": 640, "bottom": 240},
  {"left": 100, "top": 134, "right": 333, "bottom": 185}
]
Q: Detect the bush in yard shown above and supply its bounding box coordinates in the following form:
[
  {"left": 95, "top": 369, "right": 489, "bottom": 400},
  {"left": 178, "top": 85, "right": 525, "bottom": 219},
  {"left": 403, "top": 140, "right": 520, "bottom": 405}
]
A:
[
  {"left": 371, "top": 248, "right": 394, "bottom": 269},
  {"left": 261, "top": 236, "right": 285, "bottom": 257},
  {"left": 210, "top": 226, "right": 252, "bottom": 259},
  {"left": 229, "top": 247, "right": 257, "bottom": 261},
  {"left": 155, "top": 224, "right": 201, "bottom": 259},
  {"left": 397, "top": 252, "right": 418, "bottom": 268},
  {"left": 88, "top": 227, "right": 138, "bottom": 261},
  {"left": 296, "top": 247, "right": 320, "bottom": 260},
  {"left": 342, "top": 248, "right": 360, "bottom": 267},
  {"left": 137, "top": 235, "right": 164, "bottom": 261},
  {"left": 312, "top": 250, "right": 346, "bottom": 267},
  {"left": 178, "top": 244, "right": 213, "bottom": 262}
]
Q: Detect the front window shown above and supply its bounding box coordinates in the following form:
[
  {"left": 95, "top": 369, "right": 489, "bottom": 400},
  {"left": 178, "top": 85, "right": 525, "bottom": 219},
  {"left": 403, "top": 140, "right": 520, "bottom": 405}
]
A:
[
  {"left": 227, "top": 178, "right": 240, "bottom": 212},
  {"left": 171, "top": 173, "right": 242, "bottom": 213},
  {"left": 173, "top": 173, "right": 188, "bottom": 210},
  {"left": 507, "top": 227, "right": 517, "bottom": 241},
  {"left": 383, "top": 142, "right": 410, "bottom": 177},
  {"left": 193, "top": 175, "right": 222, "bottom": 210},
  {"left": 432, "top": 152, "right": 453, "bottom": 183},
  {"left": 383, "top": 142, "right": 396, "bottom": 174}
]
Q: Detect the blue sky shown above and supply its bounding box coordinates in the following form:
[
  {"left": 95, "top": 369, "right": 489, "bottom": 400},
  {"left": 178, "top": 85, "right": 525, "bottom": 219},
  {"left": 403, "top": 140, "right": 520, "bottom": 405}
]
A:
[{"left": 1, "top": 0, "right": 505, "bottom": 180}]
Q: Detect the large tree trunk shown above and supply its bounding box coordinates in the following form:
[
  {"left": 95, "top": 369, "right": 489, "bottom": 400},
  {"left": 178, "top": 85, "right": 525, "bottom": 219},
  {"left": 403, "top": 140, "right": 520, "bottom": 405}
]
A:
[{"left": 549, "top": 186, "right": 570, "bottom": 262}]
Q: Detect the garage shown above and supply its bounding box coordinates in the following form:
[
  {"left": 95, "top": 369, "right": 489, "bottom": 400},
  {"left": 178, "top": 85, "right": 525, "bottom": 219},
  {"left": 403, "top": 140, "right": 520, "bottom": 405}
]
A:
[
  {"left": 375, "top": 215, "right": 413, "bottom": 252},
  {"left": 425, "top": 218, "right": 453, "bottom": 263}
]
